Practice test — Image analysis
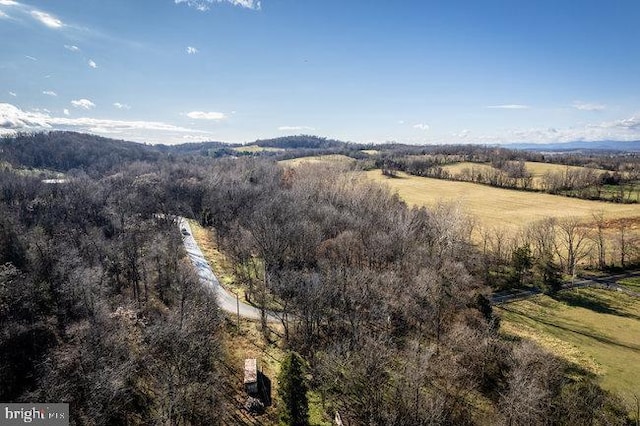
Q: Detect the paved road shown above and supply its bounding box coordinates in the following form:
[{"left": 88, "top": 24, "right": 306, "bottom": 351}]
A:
[
  {"left": 179, "top": 217, "right": 279, "bottom": 322},
  {"left": 491, "top": 270, "right": 640, "bottom": 305}
]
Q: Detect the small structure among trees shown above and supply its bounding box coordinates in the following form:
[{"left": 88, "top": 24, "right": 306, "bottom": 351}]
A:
[
  {"left": 244, "top": 358, "right": 258, "bottom": 395},
  {"left": 243, "top": 358, "right": 271, "bottom": 415}
]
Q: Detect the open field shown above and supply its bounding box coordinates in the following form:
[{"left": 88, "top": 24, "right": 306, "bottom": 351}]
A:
[
  {"left": 525, "top": 161, "right": 607, "bottom": 177},
  {"left": 280, "top": 154, "right": 356, "bottom": 167},
  {"left": 232, "top": 145, "right": 285, "bottom": 153},
  {"left": 442, "top": 161, "right": 607, "bottom": 177},
  {"left": 442, "top": 161, "right": 496, "bottom": 176},
  {"left": 497, "top": 289, "right": 640, "bottom": 401},
  {"left": 442, "top": 161, "right": 610, "bottom": 189},
  {"left": 364, "top": 170, "right": 640, "bottom": 232}
]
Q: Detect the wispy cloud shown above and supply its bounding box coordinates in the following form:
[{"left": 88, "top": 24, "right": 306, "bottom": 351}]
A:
[
  {"left": 278, "top": 125, "right": 315, "bottom": 131},
  {"left": 113, "top": 102, "right": 131, "bottom": 110},
  {"left": 64, "top": 44, "right": 80, "bottom": 52},
  {"left": 88, "top": 59, "right": 97, "bottom": 68},
  {"left": 0, "top": 0, "right": 19, "bottom": 6},
  {"left": 452, "top": 113, "right": 640, "bottom": 144},
  {"left": 1, "top": 103, "right": 210, "bottom": 139},
  {"left": 0, "top": 10, "right": 9, "bottom": 18},
  {"left": 572, "top": 101, "right": 605, "bottom": 111},
  {"left": 31, "top": 10, "right": 63, "bottom": 29},
  {"left": 186, "top": 46, "right": 198, "bottom": 54},
  {"left": 174, "top": 0, "right": 261, "bottom": 11},
  {"left": 42, "top": 90, "right": 57, "bottom": 97},
  {"left": 63, "top": 108, "right": 69, "bottom": 116},
  {"left": 8, "top": 91, "right": 17, "bottom": 97},
  {"left": 486, "top": 104, "right": 530, "bottom": 110},
  {"left": 25, "top": 55, "right": 37, "bottom": 61},
  {"left": 413, "top": 123, "right": 430, "bottom": 130},
  {"left": 186, "top": 111, "right": 226, "bottom": 120},
  {"left": 608, "top": 115, "right": 640, "bottom": 130},
  {"left": 71, "top": 99, "right": 95, "bottom": 110}
]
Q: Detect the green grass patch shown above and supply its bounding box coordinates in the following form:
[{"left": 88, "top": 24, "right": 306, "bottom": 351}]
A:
[
  {"left": 308, "top": 390, "right": 333, "bottom": 426},
  {"left": 618, "top": 277, "right": 640, "bottom": 291},
  {"left": 497, "top": 288, "right": 640, "bottom": 400}
]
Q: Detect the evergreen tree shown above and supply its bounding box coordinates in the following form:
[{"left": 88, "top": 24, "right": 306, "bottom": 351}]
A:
[{"left": 278, "top": 352, "right": 309, "bottom": 426}]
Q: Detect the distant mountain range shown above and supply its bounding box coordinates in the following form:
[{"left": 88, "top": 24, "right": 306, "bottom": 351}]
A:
[{"left": 504, "top": 140, "right": 640, "bottom": 152}]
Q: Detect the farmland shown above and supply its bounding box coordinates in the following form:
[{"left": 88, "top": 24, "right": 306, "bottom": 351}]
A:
[
  {"left": 442, "top": 161, "right": 610, "bottom": 190},
  {"left": 279, "top": 154, "right": 356, "bottom": 167},
  {"left": 497, "top": 288, "right": 640, "bottom": 400},
  {"left": 232, "top": 145, "right": 285, "bottom": 153},
  {"left": 364, "top": 170, "right": 640, "bottom": 232}
]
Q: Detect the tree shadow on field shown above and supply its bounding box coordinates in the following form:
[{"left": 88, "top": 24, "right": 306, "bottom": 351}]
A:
[
  {"left": 552, "top": 291, "right": 640, "bottom": 321},
  {"left": 500, "top": 305, "right": 640, "bottom": 353}
]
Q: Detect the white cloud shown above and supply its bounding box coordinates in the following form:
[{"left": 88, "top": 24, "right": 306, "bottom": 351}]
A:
[
  {"left": 63, "top": 108, "right": 69, "bottom": 116},
  {"left": 25, "top": 55, "right": 37, "bottom": 61},
  {"left": 88, "top": 59, "right": 97, "bottom": 69},
  {"left": 8, "top": 91, "right": 17, "bottom": 97},
  {"left": 113, "top": 102, "right": 131, "bottom": 110},
  {"left": 31, "top": 10, "right": 63, "bottom": 28},
  {"left": 0, "top": 10, "right": 9, "bottom": 18},
  {"left": 0, "top": 103, "right": 51, "bottom": 130},
  {"left": 186, "top": 46, "right": 198, "bottom": 54},
  {"left": 278, "top": 126, "right": 315, "bottom": 131},
  {"left": 42, "top": 90, "right": 57, "bottom": 97},
  {"left": 174, "top": 0, "right": 261, "bottom": 11},
  {"left": 413, "top": 123, "right": 430, "bottom": 131},
  {"left": 1, "top": 103, "right": 209, "bottom": 140},
  {"left": 572, "top": 101, "right": 605, "bottom": 111},
  {"left": 0, "top": 0, "right": 19, "bottom": 5},
  {"left": 71, "top": 99, "right": 95, "bottom": 110},
  {"left": 607, "top": 115, "right": 640, "bottom": 130},
  {"left": 486, "top": 104, "right": 530, "bottom": 109},
  {"left": 454, "top": 113, "right": 640, "bottom": 144},
  {"left": 186, "top": 111, "right": 226, "bottom": 120},
  {"left": 64, "top": 44, "right": 80, "bottom": 52}
]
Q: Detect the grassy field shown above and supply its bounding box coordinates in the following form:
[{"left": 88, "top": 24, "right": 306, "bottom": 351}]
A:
[
  {"left": 497, "top": 288, "right": 640, "bottom": 401},
  {"left": 280, "top": 154, "right": 356, "bottom": 167},
  {"left": 442, "top": 161, "right": 610, "bottom": 189},
  {"left": 441, "top": 161, "right": 495, "bottom": 176},
  {"left": 232, "top": 145, "right": 285, "bottom": 153},
  {"left": 524, "top": 161, "right": 606, "bottom": 177},
  {"left": 619, "top": 277, "right": 640, "bottom": 292},
  {"left": 364, "top": 170, "right": 640, "bottom": 232}
]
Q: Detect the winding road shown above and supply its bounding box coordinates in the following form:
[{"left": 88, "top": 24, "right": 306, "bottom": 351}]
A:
[{"left": 179, "top": 217, "right": 279, "bottom": 322}]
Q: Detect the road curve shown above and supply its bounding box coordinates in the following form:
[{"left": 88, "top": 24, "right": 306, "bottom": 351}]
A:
[{"left": 178, "top": 217, "right": 279, "bottom": 322}]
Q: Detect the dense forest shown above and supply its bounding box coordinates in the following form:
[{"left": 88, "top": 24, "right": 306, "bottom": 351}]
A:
[{"left": 0, "top": 132, "right": 635, "bottom": 425}]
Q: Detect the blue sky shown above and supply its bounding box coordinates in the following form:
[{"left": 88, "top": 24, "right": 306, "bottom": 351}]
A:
[{"left": 1, "top": 0, "right": 640, "bottom": 144}]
